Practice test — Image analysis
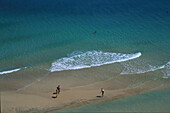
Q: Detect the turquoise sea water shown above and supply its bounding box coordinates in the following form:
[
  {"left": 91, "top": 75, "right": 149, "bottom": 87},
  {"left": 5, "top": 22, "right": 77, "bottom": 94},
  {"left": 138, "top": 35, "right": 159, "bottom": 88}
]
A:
[
  {"left": 0, "top": 0, "right": 170, "bottom": 77},
  {"left": 59, "top": 89, "right": 170, "bottom": 112}
]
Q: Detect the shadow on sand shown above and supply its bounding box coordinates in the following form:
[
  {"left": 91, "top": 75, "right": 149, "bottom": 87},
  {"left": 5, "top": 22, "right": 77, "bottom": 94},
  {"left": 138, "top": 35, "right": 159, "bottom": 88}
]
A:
[
  {"left": 96, "top": 96, "right": 102, "bottom": 98},
  {"left": 52, "top": 96, "right": 57, "bottom": 98}
]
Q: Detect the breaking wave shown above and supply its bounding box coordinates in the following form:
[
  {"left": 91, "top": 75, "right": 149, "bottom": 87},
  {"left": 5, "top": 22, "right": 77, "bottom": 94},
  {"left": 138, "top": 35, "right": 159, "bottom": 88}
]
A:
[
  {"left": 120, "top": 59, "right": 166, "bottom": 75},
  {"left": 50, "top": 51, "right": 142, "bottom": 72},
  {"left": 0, "top": 67, "right": 27, "bottom": 75},
  {"left": 0, "top": 68, "right": 21, "bottom": 75},
  {"left": 162, "top": 61, "right": 170, "bottom": 78}
]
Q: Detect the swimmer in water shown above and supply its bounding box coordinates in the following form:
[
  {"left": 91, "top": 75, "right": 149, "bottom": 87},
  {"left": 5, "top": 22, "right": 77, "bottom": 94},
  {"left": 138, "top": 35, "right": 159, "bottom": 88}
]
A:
[{"left": 93, "top": 30, "right": 97, "bottom": 34}]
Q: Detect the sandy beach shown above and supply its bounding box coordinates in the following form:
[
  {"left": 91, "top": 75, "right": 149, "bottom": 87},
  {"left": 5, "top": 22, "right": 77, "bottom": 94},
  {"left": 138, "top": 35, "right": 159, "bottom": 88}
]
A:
[
  {"left": 1, "top": 64, "right": 170, "bottom": 113},
  {"left": 1, "top": 0, "right": 170, "bottom": 113}
]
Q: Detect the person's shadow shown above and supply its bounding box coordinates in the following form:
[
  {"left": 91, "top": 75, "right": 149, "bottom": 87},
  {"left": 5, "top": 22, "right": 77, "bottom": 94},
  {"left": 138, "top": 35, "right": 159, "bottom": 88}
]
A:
[
  {"left": 96, "top": 96, "right": 102, "bottom": 98},
  {"left": 52, "top": 92, "right": 57, "bottom": 98},
  {"left": 52, "top": 96, "right": 57, "bottom": 98}
]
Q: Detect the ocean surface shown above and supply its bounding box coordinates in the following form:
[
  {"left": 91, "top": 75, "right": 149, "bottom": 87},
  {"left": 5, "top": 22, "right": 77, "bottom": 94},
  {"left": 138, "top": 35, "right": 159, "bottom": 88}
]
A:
[
  {"left": 59, "top": 89, "right": 170, "bottom": 112},
  {"left": 0, "top": 0, "right": 170, "bottom": 77}
]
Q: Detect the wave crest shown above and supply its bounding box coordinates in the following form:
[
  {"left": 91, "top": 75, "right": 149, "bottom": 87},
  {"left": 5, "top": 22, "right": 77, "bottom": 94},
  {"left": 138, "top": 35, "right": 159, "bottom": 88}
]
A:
[
  {"left": 0, "top": 67, "right": 27, "bottom": 75},
  {"left": 0, "top": 68, "right": 21, "bottom": 75},
  {"left": 50, "top": 51, "right": 141, "bottom": 72},
  {"left": 162, "top": 61, "right": 170, "bottom": 78},
  {"left": 120, "top": 59, "right": 166, "bottom": 75}
]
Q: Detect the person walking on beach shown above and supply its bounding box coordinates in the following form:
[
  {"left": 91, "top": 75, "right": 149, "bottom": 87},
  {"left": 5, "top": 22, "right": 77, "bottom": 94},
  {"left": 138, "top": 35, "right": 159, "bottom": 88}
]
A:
[
  {"left": 56, "top": 89, "right": 59, "bottom": 98},
  {"left": 101, "top": 88, "right": 104, "bottom": 97},
  {"left": 57, "top": 85, "right": 61, "bottom": 94}
]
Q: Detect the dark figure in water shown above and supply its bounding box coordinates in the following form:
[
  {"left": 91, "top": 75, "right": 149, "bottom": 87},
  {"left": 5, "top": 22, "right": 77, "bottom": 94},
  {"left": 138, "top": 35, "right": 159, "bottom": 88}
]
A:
[
  {"left": 166, "top": 10, "right": 168, "bottom": 14},
  {"left": 93, "top": 30, "right": 97, "bottom": 34}
]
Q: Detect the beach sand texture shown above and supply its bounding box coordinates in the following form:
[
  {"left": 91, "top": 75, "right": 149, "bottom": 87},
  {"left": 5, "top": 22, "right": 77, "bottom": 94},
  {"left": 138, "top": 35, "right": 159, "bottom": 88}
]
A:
[
  {"left": 0, "top": 0, "right": 170, "bottom": 112},
  {"left": 1, "top": 65, "right": 170, "bottom": 113}
]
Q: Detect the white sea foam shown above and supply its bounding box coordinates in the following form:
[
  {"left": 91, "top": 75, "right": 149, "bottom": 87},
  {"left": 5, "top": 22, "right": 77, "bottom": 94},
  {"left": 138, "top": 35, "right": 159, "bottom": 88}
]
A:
[
  {"left": 121, "top": 65, "right": 165, "bottom": 75},
  {"left": 0, "top": 67, "right": 26, "bottom": 75},
  {"left": 162, "top": 61, "right": 170, "bottom": 78},
  {"left": 120, "top": 59, "right": 166, "bottom": 75},
  {"left": 50, "top": 51, "right": 142, "bottom": 72},
  {"left": 0, "top": 68, "right": 21, "bottom": 75}
]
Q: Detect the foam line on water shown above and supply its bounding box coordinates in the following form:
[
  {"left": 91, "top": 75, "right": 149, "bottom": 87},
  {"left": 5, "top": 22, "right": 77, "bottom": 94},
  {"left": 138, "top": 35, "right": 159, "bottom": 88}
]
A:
[
  {"left": 120, "top": 58, "right": 170, "bottom": 75},
  {"left": 0, "top": 67, "right": 26, "bottom": 75},
  {"left": 162, "top": 61, "right": 170, "bottom": 78},
  {"left": 120, "top": 65, "right": 165, "bottom": 75},
  {"left": 50, "top": 51, "right": 142, "bottom": 72}
]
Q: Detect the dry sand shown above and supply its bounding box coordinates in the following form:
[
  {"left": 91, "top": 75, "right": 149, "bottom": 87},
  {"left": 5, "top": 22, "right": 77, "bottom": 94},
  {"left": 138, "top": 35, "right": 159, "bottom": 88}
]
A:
[{"left": 1, "top": 66, "right": 170, "bottom": 113}]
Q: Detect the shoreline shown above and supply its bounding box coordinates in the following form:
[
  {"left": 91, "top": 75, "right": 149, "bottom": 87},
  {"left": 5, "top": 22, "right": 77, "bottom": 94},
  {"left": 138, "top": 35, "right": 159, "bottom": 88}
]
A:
[
  {"left": 57, "top": 88, "right": 170, "bottom": 112},
  {"left": 1, "top": 0, "right": 170, "bottom": 112},
  {"left": 46, "top": 89, "right": 153, "bottom": 113},
  {"left": 1, "top": 66, "right": 170, "bottom": 113}
]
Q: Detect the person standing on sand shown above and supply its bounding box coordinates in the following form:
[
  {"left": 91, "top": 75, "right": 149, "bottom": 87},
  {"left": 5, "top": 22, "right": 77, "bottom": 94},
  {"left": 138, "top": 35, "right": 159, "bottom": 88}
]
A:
[
  {"left": 101, "top": 88, "right": 104, "bottom": 97},
  {"left": 57, "top": 85, "right": 61, "bottom": 94},
  {"left": 56, "top": 89, "right": 59, "bottom": 98}
]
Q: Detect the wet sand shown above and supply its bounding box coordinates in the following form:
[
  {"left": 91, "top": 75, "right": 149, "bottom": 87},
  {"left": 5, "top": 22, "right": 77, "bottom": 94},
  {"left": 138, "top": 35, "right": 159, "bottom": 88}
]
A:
[
  {"left": 1, "top": 64, "right": 170, "bottom": 113},
  {"left": 60, "top": 89, "right": 170, "bottom": 112}
]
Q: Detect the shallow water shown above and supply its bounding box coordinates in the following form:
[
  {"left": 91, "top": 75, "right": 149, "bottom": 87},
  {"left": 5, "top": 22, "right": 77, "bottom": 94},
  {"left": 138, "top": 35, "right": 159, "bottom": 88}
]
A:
[
  {"left": 59, "top": 89, "right": 170, "bottom": 112},
  {"left": 0, "top": 0, "right": 170, "bottom": 77}
]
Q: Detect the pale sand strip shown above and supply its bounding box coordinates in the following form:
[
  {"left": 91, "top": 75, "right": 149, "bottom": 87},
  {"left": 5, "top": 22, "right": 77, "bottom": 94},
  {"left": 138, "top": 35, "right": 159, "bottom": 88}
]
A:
[{"left": 1, "top": 69, "right": 170, "bottom": 113}]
